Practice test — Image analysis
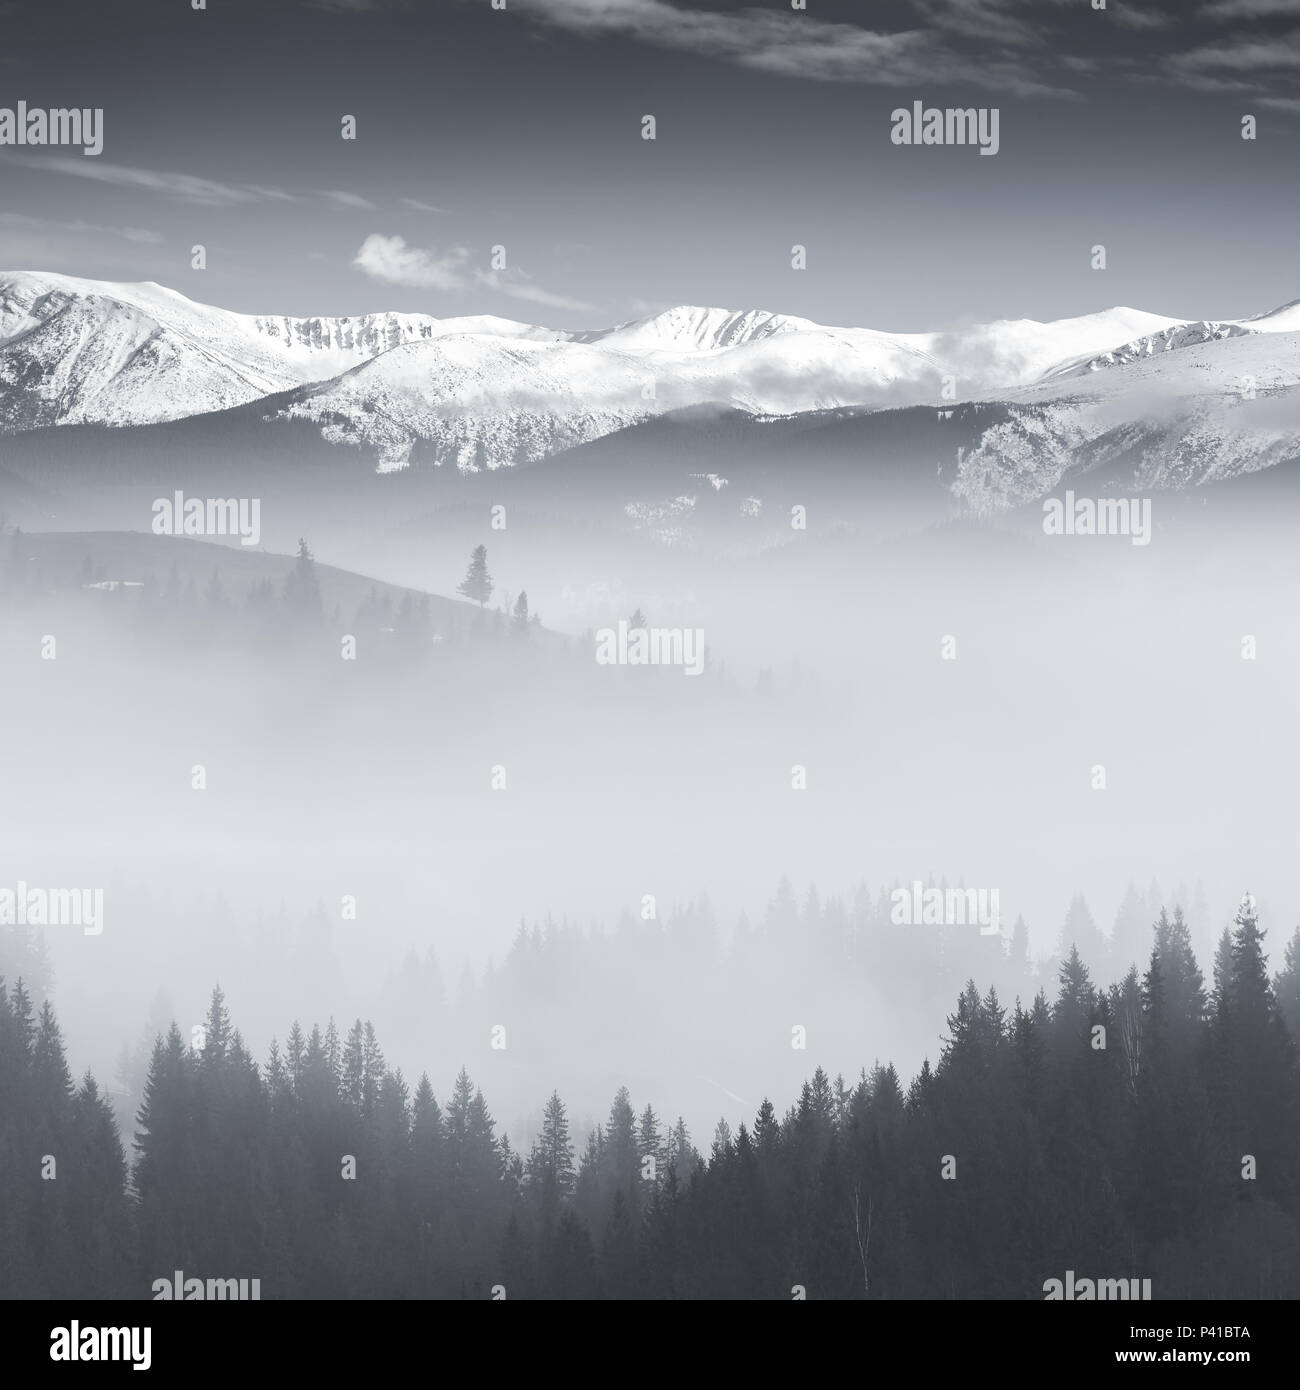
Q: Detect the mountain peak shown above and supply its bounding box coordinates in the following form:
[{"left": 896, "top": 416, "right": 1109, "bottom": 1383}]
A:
[
  {"left": 584, "top": 304, "right": 817, "bottom": 352},
  {"left": 4, "top": 269, "right": 1299, "bottom": 461}
]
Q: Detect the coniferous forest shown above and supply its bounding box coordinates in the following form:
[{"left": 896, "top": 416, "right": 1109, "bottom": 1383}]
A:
[{"left": 4, "top": 897, "right": 1298, "bottom": 1301}]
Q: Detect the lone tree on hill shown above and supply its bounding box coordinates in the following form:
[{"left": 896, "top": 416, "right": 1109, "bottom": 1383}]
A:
[
  {"left": 458, "top": 545, "right": 494, "bottom": 608},
  {"left": 282, "top": 538, "right": 322, "bottom": 616}
]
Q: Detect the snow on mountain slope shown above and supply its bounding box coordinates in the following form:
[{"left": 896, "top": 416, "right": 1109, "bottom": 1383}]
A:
[
  {"left": 914, "top": 307, "right": 1184, "bottom": 387},
  {"left": 2, "top": 271, "right": 1298, "bottom": 482},
  {"left": 952, "top": 330, "right": 1300, "bottom": 515},
  {"left": 0, "top": 271, "right": 562, "bottom": 431},
  {"left": 1037, "top": 301, "right": 1300, "bottom": 382},
  {"left": 577, "top": 305, "right": 817, "bottom": 351},
  {"left": 280, "top": 336, "right": 658, "bottom": 469},
  {"left": 579, "top": 304, "right": 1183, "bottom": 386},
  {"left": 274, "top": 324, "right": 959, "bottom": 468},
  {"left": 1044, "top": 321, "right": 1251, "bottom": 378},
  {"left": 271, "top": 305, "right": 1203, "bottom": 467},
  {"left": 1236, "top": 297, "right": 1300, "bottom": 333}
]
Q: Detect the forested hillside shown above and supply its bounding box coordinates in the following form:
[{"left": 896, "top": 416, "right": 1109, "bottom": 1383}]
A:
[{"left": 3, "top": 898, "right": 1298, "bottom": 1299}]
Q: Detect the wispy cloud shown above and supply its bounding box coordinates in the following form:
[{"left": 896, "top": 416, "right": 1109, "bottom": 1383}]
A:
[
  {"left": 320, "top": 189, "right": 378, "bottom": 210},
  {"left": 698, "top": 1076, "right": 752, "bottom": 1109},
  {"left": 479, "top": 271, "right": 597, "bottom": 313},
  {"left": 516, "top": 0, "right": 1300, "bottom": 104},
  {"left": 1164, "top": 25, "right": 1300, "bottom": 91},
  {"left": 0, "top": 211, "right": 163, "bottom": 244},
  {"left": 1113, "top": 6, "right": 1174, "bottom": 29},
  {"left": 400, "top": 197, "right": 450, "bottom": 214},
  {"left": 245, "top": 184, "right": 299, "bottom": 203},
  {"left": 1173, "top": 27, "right": 1300, "bottom": 70},
  {"left": 0, "top": 155, "right": 292, "bottom": 206},
  {"left": 353, "top": 232, "right": 596, "bottom": 311},
  {"left": 521, "top": 0, "right": 1078, "bottom": 97},
  {"left": 1202, "top": 0, "right": 1300, "bottom": 16}
]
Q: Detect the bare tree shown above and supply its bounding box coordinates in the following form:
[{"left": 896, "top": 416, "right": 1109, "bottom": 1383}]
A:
[{"left": 852, "top": 1183, "right": 872, "bottom": 1297}]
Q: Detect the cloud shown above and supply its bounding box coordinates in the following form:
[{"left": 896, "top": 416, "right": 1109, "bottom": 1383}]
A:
[
  {"left": 1113, "top": 6, "right": 1174, "bottom": 29},
  {"left": 400, "top": 197, "right": 450, "bottom": 213},
  {"left": 0, "top": 155, "right": 292, "bottom": 206},
  {"left": 515, "top": 0, "right": 1300, "bottom": 107},
  {"left": 476, "top": 272, "right": 597, "bottom": 313},
  {"left": 0, "top": 211, "right": 163, "bottom": 243},
  {"left": 522, "top": 0, "right": 1078, "bottom": 97},
  {"left": 320, "top": 189, "right": 377, "bottom": 209},
  {"left": 354, "top": 233, "right": 471, "bottom": 290},
  {"left": 1166, "top": 25, "right": 1300, "bottom": 88},
  {"left": 353, "top": 232, "right": 596, "bottom": 312},
  {"left": 1177, "top": 28, "right": 1300, "bottom": 68},
  {"left": 245, "top": 185, "right": 299, "bottom": 203},
  {"left": 1202, "top": 0, "right": 1300, "bottom": 16}
]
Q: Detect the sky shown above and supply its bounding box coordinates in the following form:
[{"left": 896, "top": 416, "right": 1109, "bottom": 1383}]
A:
[{"left": 0, "top": 0, "right": 1298, "bottom": 330}]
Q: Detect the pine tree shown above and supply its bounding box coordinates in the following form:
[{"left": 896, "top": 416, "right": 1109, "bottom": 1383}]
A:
[
  {"left": 286, "top": 1022, "right": 306, "bottom": 1089},
  {"left": 665, "top": 1116, "right": 695, "bottom": 1180},
  {"left": 1153, "top": 906, "right": 1207, "bottom": 1050},
  {"left": 32, "top": 1000, "right": 75, "bottom": 1127},
  {"left": 1212, "top": 895, "right": 1296, "bottom": 1199},
  {"left": 200, "top": 985, "right": 231, "bottom": 1067},
  {"left": 529, "top": 1091, "right": 576, "bottom": 1203},
  {"left": 711, "top": 1117, "right": 733, "bottom": 1160},
  {"left": 341, "top": 1021, "right": 366, "bottom": 1112},
  {"left": 1052, "top": 944, "right": 1095, "bottom": 1046},
  {"left": 1111, "top": 881, "right": 1149, "bottom": 974},
  {"left": 457, "top": 545, "right": 493, "bottom": 608},
  {"left": 1057, "top": 892, "right": 1107, "bottom": 976},
  {"left": 604, "top": 1086, "right": 638, "bottom": 1192},
  {"left": 362, "top": 1022, "right": 385, "bottom": 1119},
  {"left": 1272, "top": 926, "right": 1300, "bottom": 1043},
  {"left": 637, "top": 1103, "right": 662, "bottom": 1180},
  {"left": 282, "top": 539, "right": 323, "bottom": 617},
  {"left": 753, "top": 1098, "right": 780, "bottom": 1157},
  {"left": 1009, "top": 914, "right": 1030, "bottom": 978}
]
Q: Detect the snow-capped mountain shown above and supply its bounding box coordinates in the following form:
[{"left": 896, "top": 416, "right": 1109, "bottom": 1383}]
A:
[
  {"left": 1045, "top": 321, "right": 1255, "bottom": 378},
  {"left": 273, "top": 319, "right": 958, "bottom": 468},
  {"left": 246, "top": 300, "right": 1292, "bottom": 469},
  {"left": 0, "top": 271, "right": 565, "bottom": 433},
  {"left": 2, "top": 270, "right": 1298, "bottom": 475},
  {"left": 953, "top": 329, "right": 1300, "bottom": 515}
]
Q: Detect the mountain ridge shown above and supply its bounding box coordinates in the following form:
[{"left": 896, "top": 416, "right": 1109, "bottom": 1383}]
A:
[{"left": 2, "top": 270, "right": 1297, "bottom": 472}]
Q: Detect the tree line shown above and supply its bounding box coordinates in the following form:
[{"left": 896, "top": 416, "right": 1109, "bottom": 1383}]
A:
[{"left": 2, "top": 896, "right": 1298, "bottom": 1298}]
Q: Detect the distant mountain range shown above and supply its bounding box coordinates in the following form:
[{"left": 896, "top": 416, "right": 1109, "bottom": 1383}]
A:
[{"left": 2, "top": 271, "right": 1299, "bottom": 515}]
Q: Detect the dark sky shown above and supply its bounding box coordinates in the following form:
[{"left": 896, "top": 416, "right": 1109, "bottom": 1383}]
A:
[{"left": 1, "top": 0, "right": 1297, "bottom": 329}]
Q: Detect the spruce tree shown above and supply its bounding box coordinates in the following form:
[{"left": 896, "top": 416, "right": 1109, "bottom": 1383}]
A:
[{"left": 457, "top": 546, "right": 493, "bottom": 608}]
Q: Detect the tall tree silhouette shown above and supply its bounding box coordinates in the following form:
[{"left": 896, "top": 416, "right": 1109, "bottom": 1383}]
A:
[{"left": 457, "top": 546, "right": 493, "bottom": 608}]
